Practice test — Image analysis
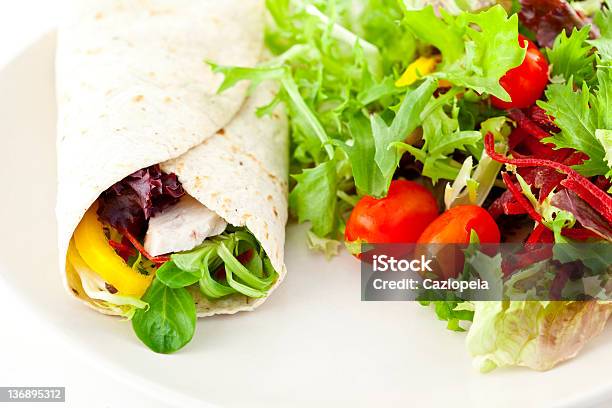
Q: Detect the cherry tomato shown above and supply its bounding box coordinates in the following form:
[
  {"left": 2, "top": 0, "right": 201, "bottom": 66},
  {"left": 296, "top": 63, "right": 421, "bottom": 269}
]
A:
[
  {"left": 345, "top": 180, "right": 439, "bottom": 252},
  {"left": 491, "top": 35, "right": 549, "bottom": 110},
  {"left": 417, "top": 205, "right": 500, "bottom": 245},
  {"left": 415, "top": 205, "right": 500, "bottom": 280}
]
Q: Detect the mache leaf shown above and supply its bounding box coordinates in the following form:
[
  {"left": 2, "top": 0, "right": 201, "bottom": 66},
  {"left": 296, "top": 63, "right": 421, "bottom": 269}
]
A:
[
  {"left": 156, "top": 260, "right": 201, "bottom": 289},
  {"left": 132, "top": 279, "right": 196, "bottom": 354}
]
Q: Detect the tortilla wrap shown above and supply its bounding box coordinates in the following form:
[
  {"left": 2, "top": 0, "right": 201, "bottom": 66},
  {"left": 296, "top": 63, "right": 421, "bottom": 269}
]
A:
[{"left": 56, "top": 0, "right": 289, "bottom": 317}]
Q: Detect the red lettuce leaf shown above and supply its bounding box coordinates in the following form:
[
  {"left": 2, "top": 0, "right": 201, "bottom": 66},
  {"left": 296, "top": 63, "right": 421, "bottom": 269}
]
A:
[
  {"left": 519, "top": 0, "right": 594, "bottom": 48},
  {"left": 489, "top": 189, "right": 529, "bottom": 218},
  {"left": 551, "top": 189, "right": 612, "bottom": 241},
  {"left": 526, "top": 106, "right": 560, "bottom": 134},
  {"left": 508, "top": 109, "right": 552, "bottom": 141},
  {"left": 98, "top": 165, "right": 185, "bottom": 237}
]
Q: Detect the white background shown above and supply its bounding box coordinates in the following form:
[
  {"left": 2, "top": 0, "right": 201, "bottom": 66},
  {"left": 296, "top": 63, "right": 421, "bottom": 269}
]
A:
[{"left": 0, "top": 1, "right": 171, "bottom": 407}]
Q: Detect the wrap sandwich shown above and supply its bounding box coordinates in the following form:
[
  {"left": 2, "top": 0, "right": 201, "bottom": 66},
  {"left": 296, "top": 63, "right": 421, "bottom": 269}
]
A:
[{"left": 56, "top": 0, "right": 289, "bottom": 353}]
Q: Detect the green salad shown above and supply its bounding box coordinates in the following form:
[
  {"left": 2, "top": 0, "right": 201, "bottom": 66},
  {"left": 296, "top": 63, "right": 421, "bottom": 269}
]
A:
[{"left": 213, "top": 0, "right": 612, "bottom": 371}]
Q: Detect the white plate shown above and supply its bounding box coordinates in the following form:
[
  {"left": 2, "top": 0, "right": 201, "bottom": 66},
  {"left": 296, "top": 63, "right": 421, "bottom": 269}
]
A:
[{"left": 1, "top": 33, "right": 611, "bottom": 408}]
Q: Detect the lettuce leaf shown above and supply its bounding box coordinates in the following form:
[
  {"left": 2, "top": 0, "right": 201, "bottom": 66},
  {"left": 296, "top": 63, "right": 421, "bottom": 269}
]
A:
[
  {"left": 370, "top": 77, "right": 439, "bottom": 191},
  {"left": 420, "top": 300, "right": 475, "bottom": 332},
  {"left": 551, "top": 189, "right": 612, "bottom": 240},
  {"left": 588, "top": 2, "right": 612, "bottom": 60},
  {"left": 341, "top": 113, "right": 386, "bottom": 196},
  {"left": 519, "top": 0, "right": 593, "bottom": 48},
  {"left": 97, "top": 165, "right": 185, "bottom": 237},
  {"left": 596, "top": 129, "right": 612, "bottom": 178},
  {"left": 360, "top": 0, "right": 417, "bottom": 69},
  {"left": 546, "top": 26, "right": 596, "bottom": 85},
  {"left": 395, "top": 91, "right": 482, "bottom": 183},
  {"left": 466, "top": 301, "right": 612, "bottom": 372},
  {"left": 402, "top": 5, "right": 526, "bottom": 101},
  {"left": 539, "top": 72, "right": 612, "bottom": 177},
  {"left": 306, "top": 230, "right": 341, "bottom": 259},
  {"left": 289, "top": 160, "right": 339, "bottom": 237}
]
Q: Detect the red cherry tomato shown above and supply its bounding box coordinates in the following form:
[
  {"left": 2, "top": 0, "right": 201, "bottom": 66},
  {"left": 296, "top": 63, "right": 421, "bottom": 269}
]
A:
[
  {"left": 491, "top": 35, "right": 549, "bottom": 110},
  {"left": 415, "top": 206, "right": 501, "bottom": 280},
  {"left": 345, "top": 180, "right": 439, "bottom": 251},
  {"left": 417, "top": 205, "right": 500, "bottom": 245}
]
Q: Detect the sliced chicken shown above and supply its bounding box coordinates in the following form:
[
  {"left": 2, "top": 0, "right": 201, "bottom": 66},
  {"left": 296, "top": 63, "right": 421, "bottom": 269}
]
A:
[{"left": 144, "top": 195, "right": 227, "bottom": 256}]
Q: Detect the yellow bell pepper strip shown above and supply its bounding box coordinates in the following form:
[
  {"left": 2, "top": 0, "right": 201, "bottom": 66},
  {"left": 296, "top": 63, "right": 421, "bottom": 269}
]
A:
[
  {"left": 396, "top": 55, "right": 453, "bottom": 88},
  {"left": 73, "top": 204, "right": 154, "bottom": 297}
]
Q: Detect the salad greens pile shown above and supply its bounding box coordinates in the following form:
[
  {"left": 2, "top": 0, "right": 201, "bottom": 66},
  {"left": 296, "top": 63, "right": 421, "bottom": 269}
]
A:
[
  {"left": 213, "top": 0, "right": 612, "bottom": 371},
  {"left": 213, "top": 0, "right": 529, "bottom": 245}
]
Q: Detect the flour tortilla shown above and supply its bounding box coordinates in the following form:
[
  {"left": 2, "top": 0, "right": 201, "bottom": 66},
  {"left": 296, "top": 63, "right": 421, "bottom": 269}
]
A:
[
  {"left": 56, "top": 0, "right": 289, "bottom": 316},
  {"left": 164, "top": 81, "right": 289, "bottom": 316}
]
